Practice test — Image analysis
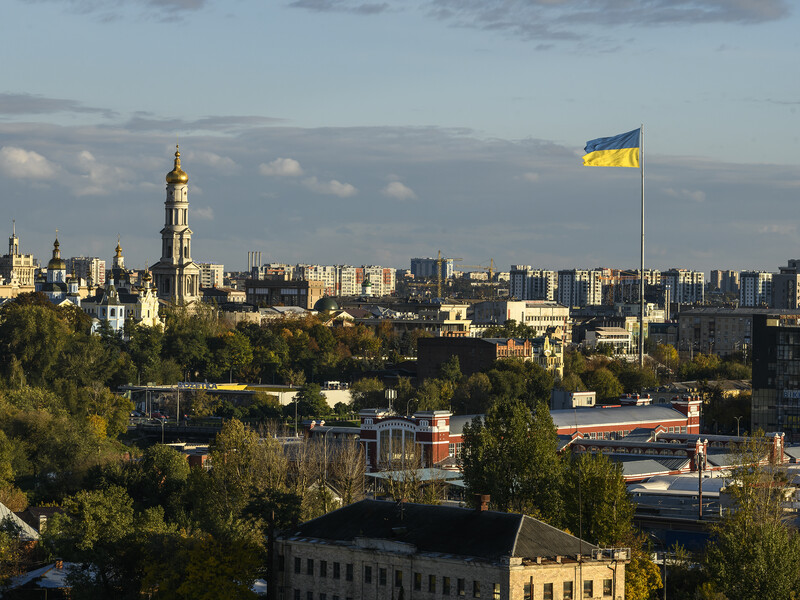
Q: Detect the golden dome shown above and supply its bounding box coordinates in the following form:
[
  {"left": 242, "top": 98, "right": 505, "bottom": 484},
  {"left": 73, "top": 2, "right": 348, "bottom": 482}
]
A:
[
  {"left": 47, "top": 237, "right": 66, "bottom": 271},
  {"left": 166, "top": 145, "right": 188, "bottom": 184}
]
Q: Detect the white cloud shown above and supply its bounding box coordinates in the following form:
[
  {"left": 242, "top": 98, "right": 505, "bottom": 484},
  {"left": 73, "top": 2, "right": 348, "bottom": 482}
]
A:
[
  {"left": 757, "top": 223, "right": 796, "bottom": 235},
  {"left": 186, "top": 150, "right": 236, "bottom": 170},
  {"left": 522, "top": 172, "right": 540, "bottom": 182},
  {"left": 71, "top": 150, "right": 133, "bottom": 196},
  {"left": 663, "top": 187, "right": 706, "bottom": 203},
  {"left": 0, "top": 146, "right": 56, "bottom": 179},
  {"left": 303, "top": 176, "right": 358, "bottom": 197},
  {"left": 195, "top": 206, "right": 215, "bottom": 220},
  {"left": 382, "top": 180, "right": 417, "bottom": 200},
  {"left": 259, "top": 157, "right": 304, "bottom": 177}
]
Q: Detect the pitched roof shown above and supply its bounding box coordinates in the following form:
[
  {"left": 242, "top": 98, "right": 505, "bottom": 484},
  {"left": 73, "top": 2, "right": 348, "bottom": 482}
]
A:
[
  {"left": 282, "top": 499, "right": 596, "bottom": 562},
  {"left": 0, "top": 502, "right": 39, "bottom": 541}
]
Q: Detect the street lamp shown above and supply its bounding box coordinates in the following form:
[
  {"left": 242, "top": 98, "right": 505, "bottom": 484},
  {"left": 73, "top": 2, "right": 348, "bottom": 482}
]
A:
[{"left": 734, "top": 415, "right": 743, "bottom": 437}]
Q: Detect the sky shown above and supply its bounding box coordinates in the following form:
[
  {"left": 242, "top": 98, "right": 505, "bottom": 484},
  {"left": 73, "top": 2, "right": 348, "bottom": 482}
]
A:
[{"left": 2, "top": 0, "right": 800, "bottom": 276}]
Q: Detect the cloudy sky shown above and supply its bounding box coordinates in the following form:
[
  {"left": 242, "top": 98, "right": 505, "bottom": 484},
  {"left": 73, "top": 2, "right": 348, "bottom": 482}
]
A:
[{"left": 2, "top": 0, "right": 799, "bottom": 275}]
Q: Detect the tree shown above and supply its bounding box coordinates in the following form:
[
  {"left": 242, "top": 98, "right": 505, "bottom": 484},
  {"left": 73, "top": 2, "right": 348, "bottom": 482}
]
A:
[
  {"left": 294, "top": 383, "right": 330, "bottom": 418},
  {"left": 211, "top": 330, "right": 253, "bottom": 383},
  {"left": 460, "top": 398, "right": 564, "bottom": 525},
  {"left": 704, "top": 437, "right": 800, "bottom": 599},
  {"left": 562, "top": 452, "right": 634, "bottom": 547},
  {"left": 584, "top": 367, "right": 623, "bottom": 402},
  {"left": 203, "top": 419, "right": 288, "bottom": 538},
  {"left": 330, "top": 438, "right": 365, "bottom": 505},
  {"left": 349, "top": 377, "right": 385, "bottom": 411}
]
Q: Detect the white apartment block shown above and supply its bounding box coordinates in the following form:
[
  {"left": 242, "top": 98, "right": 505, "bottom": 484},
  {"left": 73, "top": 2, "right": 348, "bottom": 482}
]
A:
[
  {"left": 509, "top": 265, "right": 557, "bottom": 300},
  {"left": 557, "top": 269, "right": 603, "bottom": 307},
  {"left": 198, "top": 262, "right": 224, "bottom": 288},
  {"left": 739, "top": 271, "right": 773, "bottom": 307},
  {"left": 289, "top": 264, "right": 397, "bottom": 297},
  {"left": 471, "top": 300, "right": 570, "bottom": 337},
  {"left": 661, "top": 269, "right": 704, "bottom": 304},
  {"left": 67, "top": 257, "right": 106, "bottom": 286}
]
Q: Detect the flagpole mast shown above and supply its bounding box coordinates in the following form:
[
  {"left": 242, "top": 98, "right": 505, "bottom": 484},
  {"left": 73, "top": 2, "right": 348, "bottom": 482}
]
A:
[{"left": 639, "top": 124, "right": 645, "bottom": 368}]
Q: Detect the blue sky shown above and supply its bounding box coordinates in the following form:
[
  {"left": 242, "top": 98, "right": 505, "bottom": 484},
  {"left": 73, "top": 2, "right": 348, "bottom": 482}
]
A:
[{"left": 2, "top": 0, "right": 799, "bottom": 275}]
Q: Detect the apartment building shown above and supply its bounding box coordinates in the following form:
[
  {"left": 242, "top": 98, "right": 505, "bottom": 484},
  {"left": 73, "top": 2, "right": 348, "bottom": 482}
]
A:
[
  {"left": 198, "top": 262, "right": 224, "bottom": 288},
  {"left": 661, "top": 269, "right": 704, "bottom": 305},
  {"left": 273, "top": 499, "right": 628, "bottom": 600},
  {"left": 739, "top": 271, "right": 772, "bottom": 307},
  {"left": 556, "top": 269, "right": 604, "bottom": 307},
  {"left": 509, "top": 266, "right": 557, "bottom": 301}
]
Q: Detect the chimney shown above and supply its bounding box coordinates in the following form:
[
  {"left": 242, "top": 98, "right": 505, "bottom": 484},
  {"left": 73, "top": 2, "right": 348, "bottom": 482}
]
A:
[{"left": 475, "top": 494, "right": 490, "bottom": 512}]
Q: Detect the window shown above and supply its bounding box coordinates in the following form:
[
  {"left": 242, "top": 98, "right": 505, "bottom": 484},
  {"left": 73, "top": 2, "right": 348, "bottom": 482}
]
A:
[
  {"left": 493, "top": 584, "right": 500, "bottom": 600},
  {"left": 563, "top": 581, "right": 574, "bottom": 600},
  {"left": 415, "top": 573, "right": 422, "bottom": 591},
  {"left": 583, "top": 581, "right": 593, "bottom": 598},
  {"left": 294, "top": 590, "right": 300, "bottom": 600},
  {"left": 279, "top": 555, "right": 285, "bottom": 572},
  {"left": 473, "top": 581, "right": 481, "bottom": 598},
  {"left": 458, "top": 578, "right": 465, "bottom": 597},
  {"left": 346, "top": 563, "right": 353, "bottom": 582},
  {"left": 320, "top": 561, "right": 327, "bottom": 577},
  {"left": 443, "top": 577, "right": 451, "bottom": 595},
  {"left": 395, "top": 570, "right": 403, "bottom": 587},
  {"left": 364, "top": 566, "right": 372, "bottom": 584},
  {"left": 294, "top": 557, "right": 301, "bottom": 574},
  {"left": 603, "top": 579, "right": 613, "bottom": 596},
  {"left": 333, "top": 563, "right": 340, "bottom": 579},
  {"left": 379, "top": 568, "right": 387, "bottom": 586},
  {"left": 320, "top": 595, "right": 326, "bottom": 600},
  {"left": 543, "top": 583, "right": 553, "bottom": 600},
  {"left": 429, "top": 575, "right": 437, "bottom": 593},
  {"left": 307, "top": 559, "right": 313, "bottom": 576},
  {"left": 524, "top": 582, "right": 532, "bottom": 600},
  {"left": 307, "top": 593, "right": 313, "bottom": 600}
]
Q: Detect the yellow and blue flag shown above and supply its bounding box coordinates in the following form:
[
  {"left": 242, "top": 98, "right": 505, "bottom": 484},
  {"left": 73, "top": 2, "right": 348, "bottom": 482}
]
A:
[{"left": 583, "top": 128, "right": 640, "bottom": 168}]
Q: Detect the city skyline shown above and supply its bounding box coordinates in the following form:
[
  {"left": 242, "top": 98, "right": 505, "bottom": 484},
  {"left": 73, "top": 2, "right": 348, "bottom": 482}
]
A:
[{"left": 2, "top": 0, "right": 800, "bottom": 273}]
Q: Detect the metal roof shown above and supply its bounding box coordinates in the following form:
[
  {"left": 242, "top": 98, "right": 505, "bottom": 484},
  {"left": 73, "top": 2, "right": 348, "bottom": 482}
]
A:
[{"left": 551, "top": 405, "right": 686, "bottom": 429}]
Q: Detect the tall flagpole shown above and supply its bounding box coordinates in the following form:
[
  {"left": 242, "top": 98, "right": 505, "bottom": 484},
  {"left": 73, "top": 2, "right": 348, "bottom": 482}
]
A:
[{"left": 639, "top": 125, "right": 645, "bottom": 368}]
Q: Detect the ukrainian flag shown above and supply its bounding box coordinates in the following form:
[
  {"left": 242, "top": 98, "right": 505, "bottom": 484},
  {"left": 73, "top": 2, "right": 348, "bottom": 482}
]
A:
[{"left": 583, "top": 128, "right": 640, "bottom": 168}]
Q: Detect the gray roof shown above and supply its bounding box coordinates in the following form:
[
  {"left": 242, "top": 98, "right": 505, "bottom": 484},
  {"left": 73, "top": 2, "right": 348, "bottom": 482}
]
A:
[
  {"left": 0, "top": 502, "right": 39, "bottom": 541},
  {"left": 551, "top": 405, "right": 686, "bottom": 430},
  {"left": 282, "top": 499, "right": 597, "bottom": 562}
]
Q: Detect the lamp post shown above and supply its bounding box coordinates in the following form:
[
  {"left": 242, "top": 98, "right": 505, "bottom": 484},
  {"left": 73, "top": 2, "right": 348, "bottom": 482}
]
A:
[
  {"left": 734, "top": 415, "right": 743, "bottom": 437},
  {"left": 160, "top": 417, "right": 165, "bottom": 445}
]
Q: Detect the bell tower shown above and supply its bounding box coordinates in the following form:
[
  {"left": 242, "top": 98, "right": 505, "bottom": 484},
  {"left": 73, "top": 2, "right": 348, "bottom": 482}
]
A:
[{"left": 150, "top": 146, "right": 201, "bottom": 304}]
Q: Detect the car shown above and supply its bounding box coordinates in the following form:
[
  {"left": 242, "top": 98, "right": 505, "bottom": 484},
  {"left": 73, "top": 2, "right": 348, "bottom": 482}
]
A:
[{"left": 151, "top": 412, "right": 167, "bottom": 420}]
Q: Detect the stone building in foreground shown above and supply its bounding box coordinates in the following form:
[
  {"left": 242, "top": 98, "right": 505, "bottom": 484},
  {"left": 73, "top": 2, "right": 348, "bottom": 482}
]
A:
[{"left": 273, "top": 499, "right": 628, "bottom": 600}]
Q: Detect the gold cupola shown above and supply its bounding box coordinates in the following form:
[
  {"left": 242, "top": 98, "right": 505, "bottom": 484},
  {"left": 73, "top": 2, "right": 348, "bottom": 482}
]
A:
[{"left": 166, "top": 145, "right": 189, "bottom": 184}]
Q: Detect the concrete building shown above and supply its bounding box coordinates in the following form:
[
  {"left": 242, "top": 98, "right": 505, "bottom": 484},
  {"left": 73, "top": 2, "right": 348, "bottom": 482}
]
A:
[
  {"left": 273, "top": 499, "right": 628, "bottom": 600},
  {"left": 198, "top": 262, "right": 224, "bottom": 288},
  {"left": 661, "top": 269, "right": 704, "bottom": 305},
  {"left": 557, "top": 269, "right": 604, "bottom": 307},
  {"left": 150, "top": 146, "right": 201, "bottom": 304},
  {"left": 509, "top": 266, "right": 557, "bottom": 301},
  {"left": 245, "top": 278, "right": 324, "bottom": 309},
  {"left": 584, "top": 327, "right": 633, "bottom": 354},
  {"left": 772, "top": 259, "right": 800, "bottom": 309},
  {"left": 67, "top": 256, "right": 106, "bottom": 287},
  {"left": 411, "top": 256, "right": 453, "bottom": 280},
  {"left": 471, "top": 300, "right": 570, "bottom": 337},
  {"left": 752, "top": 313, "right": 800, "bottom": 442},
  {"left": 0, "top": 223, "right": 37, "bottom": 287},
  {"left": 550, "top": 390, "right": 596, "bottom": 410},
  {"left": 739, "top": 271, "right": 772, "bottom": 307},
  {"left": 710, "top": 269, "right": 739, "bottom": 294}
]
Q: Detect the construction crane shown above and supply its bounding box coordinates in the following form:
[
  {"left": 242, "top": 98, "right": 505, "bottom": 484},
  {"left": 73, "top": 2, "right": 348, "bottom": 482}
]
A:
[
  {"left": 436, "top": 250, "right": 462, "bottom": 298},
  {"left": 458, "top": 258, "right": 496, "bottom": 282}
]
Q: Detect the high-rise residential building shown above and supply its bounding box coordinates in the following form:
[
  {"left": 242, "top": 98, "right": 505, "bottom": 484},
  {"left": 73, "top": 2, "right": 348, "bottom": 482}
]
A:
[
  {"left": 710, "top": 269, "right": 740, "bottom": 294},
  {"left": 752, "top": 313, "right": 800, "bottom": 442},
  {"left": 509, "top": 265, "right": 557, "bottom": 300},
  {"left": 67, "top": 256, "right": 106, "bottom": 287},
  {"left": 198, "top": 263, "right": 224, "bottom": 288},
  {"left": 739, "top": 271, "right": 772, "bottom": 307},
  {"left": 772, "top": 259, "right": 800, "bottom": 309},
  {"left": 557, "top": 269, "right": 603, "bottom": 307},
  {"left": 150, "top": 146, "right": 201, "bottom": 304},
  {"left": 411, "top": 256, "right": 453, "bottom": 279},
  {"left": 661, "top": 269, "right": 704, "bottom": 305},
  {"left": 0, "top": 222, "right": 37, "bottom": 286}
]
